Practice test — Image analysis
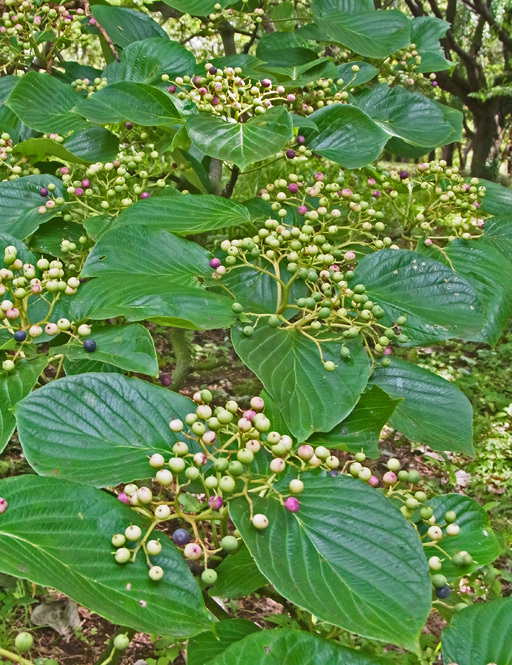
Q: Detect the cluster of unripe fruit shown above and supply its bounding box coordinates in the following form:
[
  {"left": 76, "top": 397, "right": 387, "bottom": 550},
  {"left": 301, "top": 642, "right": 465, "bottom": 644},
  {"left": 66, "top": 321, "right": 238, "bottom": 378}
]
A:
[
  {"left": 0, "top": 0, "right": 84, "bottom": 70},
  {"left": 0, "top": 244, "right": 98, "bottom": 372},
  {"left": 0, "top": 132, "right": 50, "bottom": 180},
  {"left": 110, "top": 391, "right": 351, "bottom": 582},
  {"left": 381, "top": 44, "right": 424, "bottom": 88}
]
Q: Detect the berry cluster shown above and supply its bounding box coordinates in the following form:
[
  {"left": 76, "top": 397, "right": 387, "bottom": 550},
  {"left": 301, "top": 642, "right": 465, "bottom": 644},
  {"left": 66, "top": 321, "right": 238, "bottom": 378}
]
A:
[
  {"left": 111, "top": 391, "right": 345, "bottom": 582},
  {"left": 0, "top": 0, "right": 85, "bottom": 74},
  {"left": 0, "top": 244, "right": 97, "bottom": 372}
]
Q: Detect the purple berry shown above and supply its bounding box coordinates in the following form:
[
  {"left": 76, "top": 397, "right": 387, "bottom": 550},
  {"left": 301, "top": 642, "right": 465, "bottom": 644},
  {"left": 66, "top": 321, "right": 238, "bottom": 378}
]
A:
[
  {"left": 399, "top": 170, "right": 409, "bottom": 180},
  {"left": 297, "top": 135, "right": 305, "bottom": 145},
  {"left": 172, "top": 528, "right": 191, "bottom": 546},
  {"left": 431, "top": 81, "right": 438, "bottom": 87},
  {"left": 168, "top": 85, "right": 176, "bottom": 94},
  {"left": 286, "top": 149, "right": 296, "bottom": 159},
  {"left": 74, "top": 187, "right": 84, "bottom": 196},
  {"left": 328, "top": 470, "right": 339, "bottom": 477},
  {"left": 285, "top": 497, "right": 300, "bottom": 512},
  {"left": 261, "top": 78, "right": 272, "bottom": 88},
  {"left": 288, "top": 183, "right": 298, "bottom": 193},
  {"left": 372, "top": 190, "right": 381, "bottom": 198},
  {"left": 435, "top": 584, "right": 451, "bottom": 598},
  {"left": 210, "top": 258, "right": 221, "bottom": 268},
  {"left": 81, "top": 179, "right": 91, "bottom": 188},
  {"left": 160, "top": 373, "right": 171, "bottom": 387},
  {"left": 39, "top": 187, "right": 49, "bottom": 197},
  {"left": 208, "top": 496, "right": 223, "bottom": 510},
  {"left": 125, "top": 121, "right": 133, "bottom": 129},
  {"left": 140, "top": 192, "right": 150, "bottom": 199},
  {"left": 209, "top": 67, "right": 218, "bottom": 75},
  {"left": 212, "top": 96, "right": 220, "bottom": 106}
]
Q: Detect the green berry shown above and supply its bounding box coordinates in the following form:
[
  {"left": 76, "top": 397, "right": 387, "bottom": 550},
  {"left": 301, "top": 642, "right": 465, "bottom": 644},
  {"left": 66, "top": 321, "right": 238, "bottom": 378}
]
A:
[
  {"left": 237, "top": 448, "right": 254, "bottom": 464},
  {"left": 232, "top": 302, "right": 244, "bottom": 313},
  {"left": 149, "top": 566, "right": 164, "bottom": 581},
  {"left": 408, "top": 469, "right": 421, "bottom": 484},
  {"left": 204, "top": 475, "right": 218, "bottom": 489},
  {"left": 445, "top": 510, "right": 457, "bottom": 524},
  {"left": 112, "top": 534, "right": 126, "bottom": 548},
  {"left": 113, "top": 634, "right": 130, "bottom": 651},
  {"left": 185, "top": 467, "right": 200, "bottom": 480},
  {"left": 228, "top": 461, "right": 244, "bottom": 476},
  {"left": 289, "top": 479, "right": 304, "bottom": 494},
  {"left": 420, "top": 506, "right": 434, "bottom": 520},
  {"left": 355, "top": 452, "right": 366, "bottom": 463},
  {"left": 201, "top": 569, "right": 218, "bottom": 585},
  {"left": 125, "top": 525, "right": 142, "bottom": 541},
  {"left": 268, "top": 315, "right": 281, "bottom": 328},
  {"left": 115, "top": 547, "right": 131, "bottom": 564},
  {"left": 387, "top": 458, "right": 400, "bottom": 472},
  {"left": 431, "top": 574, "right": 447, "bottom": 588},
  {"left": 324, "top": 361, "right": 336, "bottom": 371},
  {"left": 220, "top": 535, "right": 239, "bottom": 553},
  {"left": 15, "top": 633, "right": 33, "bottom": 653},
  {"left": 146, "top": 539, "right": 162, "bottom": 556},
  {"left": 219, "top": 476, "right": 236, "bottom": 493}
]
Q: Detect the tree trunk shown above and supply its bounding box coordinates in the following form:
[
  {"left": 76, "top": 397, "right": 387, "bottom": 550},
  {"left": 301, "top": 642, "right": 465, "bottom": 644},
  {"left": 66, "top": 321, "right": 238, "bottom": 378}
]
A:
[{"left": 470, "top": 110, "right": 499, "bottom": 179}]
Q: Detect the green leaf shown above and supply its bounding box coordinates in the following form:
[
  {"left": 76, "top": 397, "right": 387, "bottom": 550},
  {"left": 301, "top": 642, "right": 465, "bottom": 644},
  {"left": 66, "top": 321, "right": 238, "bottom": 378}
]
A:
[
  {"left": 422, "top": 495, "right": 500, "bottom": 580},
  {"left": 75, "top": 82, "right": 181, "bottom": 126},
  {"left": 29, "top": 218, "right": 84, "bottom": 256},
  {"left": 193, "top": 627, "right": 385, "bottom": 665},
  {"left": 72, "top": 280, "right": 236, "bottom": 330},
  {"left": 0, "top": 175, "right": 67, "bottom": 239},
  {"left": 104, "top": 37, "right": 195, "bottom": 84},
  {"left": 353, "top": 249, "right": 484, "bottom": 345},
  {"left": 337, "top": 61, "right": 378, "bottom": 87},
  {"left": 186, "top": 107, "right": 293, "bottom": 171},
  {"left": 12, "top": 138, "right": 88, "bottom": 165},
  {"left": 91, "top": 6, "right": 167, "bottom": 47},
  {"left": 52, "top": 325, "right": 158, "bottom": 376},
  {"left": 63, "top": 128, "right": 120, "bottom": 163},
  {"left": 187, "top": 619, "right": 260, "bottom": 665},
  {"left": 0, "top": 357, "right": 48, "bottom": 454},
  {"left": 411, "top": 16, "right": 455, "bottom": 73},
  {"left": 209, "top": 546, "right": 268, "bottom": 599},
  {"left": 370, "top": 358, "right": 474, "bottom": 455},
  {"left": 73, "top": 224, "right": 235, "bottom": 329},
  {"left": 314, "top": 9, "right": 411, "bottom": 59},
  {"left": 418, "top": 238, "right": 512, "bottom": 346},
  {"left": 483, "top": 215, "right": 512, "bottom": 257},
  {"left": 115, "top": 191, "right": 250, "bottom": 234},
  {"left": 232, "top": 327, "right": 370, "bottom": 441},
  {"left": 312, "top": 0, "right": 375, "bottom": 13},
  {"left": 160, "top": 0, "right": 233, "bottom": 16},
  {"left": 6, "top": 71, "right": 89, "bottom": 134},
  {"left": 356, "top": 84, "right": 453, "bottom": 147},
  {"left": 442, "top": 597, "right": 512, "bottom": 665},
  {"left": 304, "top": 105, "right": 388, "bottom": 169},
  {"left": 15, "top": 373, "right": 196, "bottom": 486},
  {"left": 0, "top": 475, "right": 211, "bottom": 637},
  {"left": 480, "top": 179, "right": 512, "bottom": 216},
  {"left": 63, "top": 358, "right": 123, "bottom": 376},
  {"left": 308, "top": 386, "right": 401, "bottom": 457},
  {"left": 230, "top": 473, "right": 431, "bottom": 650}
]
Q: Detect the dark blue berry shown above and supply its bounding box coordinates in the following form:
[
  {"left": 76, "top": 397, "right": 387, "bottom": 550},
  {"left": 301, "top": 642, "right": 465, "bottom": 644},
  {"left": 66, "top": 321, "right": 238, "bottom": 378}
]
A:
[
  {"left": 286, "top": 149, "right": 296, "bottom": 159},
  {"left": 328, "top": 470, "right": 339, "bottom": 477},
  {"left": 435, "top": 585, "right": 451, "bottom": 599},
  {"left": 39, "top": 188, "right": 49, "bottom": 197},
  {"left": 172, "top": 528, "right": 191, "bottom": 546},
  {"left": 83, "top": 339, "right": 97, "bottom": 353},
  {"left": 14, "top": 330, "right": 27, "bottom": 342}
]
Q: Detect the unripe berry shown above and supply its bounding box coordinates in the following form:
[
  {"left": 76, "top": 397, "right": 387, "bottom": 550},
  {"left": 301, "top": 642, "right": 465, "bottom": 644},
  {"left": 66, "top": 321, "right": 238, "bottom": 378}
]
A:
[
  {"left": 270, "top": 458, "right": 286, "bottom": 473},
  {"left": 115, "top": 547, "right": 131, "bottom": 564},
  {"left": 445, "top": 510, "right": 457, "bottom": 524},
  {"left": 155, "top": 504, "right": 171, "bottom": 520},
  {"left": 169, "top": 457, "right": 185, "bottom": 473},
  {"left": 169, "top": 418, "right": 184, "bottom": 432},
  {"left": 149, "top": 453, "right": 165, "bottom": 468},
  {"left": 125, "top": 525, "right": 142, "bottom": 541},
  {"left": 137, "top": 487, "right": 152, "bottom": 504},
  {"left": 113, "top": 634, "right": 130, "bottom": 651},
  {"left": 252, "top": 513, "right": 269, "bottom": 529},
  {"left": 124, "top": 484, "right": 138, "bottom": 496},
  {"left": 387, "top": 458, "right": 400, "bottom": 472},
  {"left": 446, "top": 524, "right": 460, "bottom": 536},
  {"left": 383, "top": 471, "right": 397, "bottom": 485},
  {"left": 253, "top": 414, "right": 270, "bottom": 432},
  {"left": 289, "top": 479, "right": 304, "bottom": 494},
  {"left": 112, "top": 534, "right": 126, "bottom": 548},
  {"left": 173, "top": 441, "right": 189, "bottom": 456},
  {"left": 237, "top": 448, "right": 254, "bottom": 464},
  {"left": 431, "top": 574, "right": 447, "bottom": 588},
  {"left": 219, "top": 476, "right": 236, "bottom": 492},
  {"left": 149, "top": 566, "right": 164, "bottom": 581},
  {"left": 427, "top": 526, "right": 443, "bottom": 541},
  {"left": 77, "top": 324, "right": 91, "bottom": 337},
  {"left": 297, "top": 444, "right": 314, "bottom": 460},
  {"left": 201, "top": 569, "right": 218, "bottom": 585},
  {"left": 246, "top": 439, "right": 261, "bottom": 453},
  {"left": 250, "top": 396, "right": 264, "bottom": 411},
  {"left": 15, "top": 632, "right": 33, "bottom": 653},
  {"left": 428, "top": 556, "right": 443, "bottom": 571},
  {"left": 220, "top": 535, "right": 239, "bottom": 552},
  {"left": 358, "top": 467, "right": 372, "bottom": 482},
  {"left": 147, "top": 539, "right": 162, "bottom": 556},
  {"left": 185, "top": 467, "right": 200, "bottom": 480}
]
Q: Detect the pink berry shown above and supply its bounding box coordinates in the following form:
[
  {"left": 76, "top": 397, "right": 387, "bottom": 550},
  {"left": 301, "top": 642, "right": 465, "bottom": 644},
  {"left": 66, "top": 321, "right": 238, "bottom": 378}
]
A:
[
  {"left": 344, "top": 251, "right": 356, "bottom": 260},
  {"left": 368, "top": 178, "right": 376, "bottom": 185},
  {"left": 243, "top": 409, "right": 256, "bottom": 421},
  {"left": 369, "top": 476, "right": 379, "bottom": 487},
  {"left": 81, "top": 179, "right": 91, "bottom": 188},
  {"left": 117, "top": 493, "right": 130, "bottom": 505},
  {"left": 288, "top": 183, "right": 298, "bottom": 193},
  {"left": 383, "top": 471, "right": 397, "bottom": 485},
  {"left": 250, "top": 396, "right": 264, "bottom": 411},
  {"left": 140, "top": 192, "right": 150, "bottom": 199},
  {"left": 372, "top": 190, "right": 381, "bottom": 198},
  {"left": 60, "top": 167, "right": 69, "bottom": 175},
  {"left": 0, "top": 498, "right": 7, "bottom": 514},
  {"left": 298, "top": 205, "right": 307, "bottom": 215},
  {"left": 341, "top": 188, "right": 353, "bottom": 198},
  {"left": 208, "top": 496, "right": 223, "bottom": 510},
  {"left": 285, "top": 497, "right": 300, "bottom": 512},
  {"left": 210, "top": 258, "right": 221, "bottom": 268}
]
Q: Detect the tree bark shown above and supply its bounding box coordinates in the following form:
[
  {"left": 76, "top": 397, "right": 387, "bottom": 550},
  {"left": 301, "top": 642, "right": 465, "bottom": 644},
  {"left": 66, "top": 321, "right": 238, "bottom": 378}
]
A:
[{"left": 470, "top": 110, "right": 499, "bottom": 178}]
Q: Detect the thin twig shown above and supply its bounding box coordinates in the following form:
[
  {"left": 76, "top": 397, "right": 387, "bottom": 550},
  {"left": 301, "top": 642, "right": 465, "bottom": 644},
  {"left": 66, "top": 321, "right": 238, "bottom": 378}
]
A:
[{"left": 80, "top": 0, "right": 120, "bottom": 61}]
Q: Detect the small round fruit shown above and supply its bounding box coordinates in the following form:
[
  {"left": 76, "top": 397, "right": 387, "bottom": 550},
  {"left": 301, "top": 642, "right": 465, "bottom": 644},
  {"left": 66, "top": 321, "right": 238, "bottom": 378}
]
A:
[
  {"left": 149, "top": 566, "right": 164, "bottom": 581},
  {"left": 112, "top": 534, "right": 126, "bottom": 548},
  {"left": 156, "top": 469, "right": 173, "bottom": 486},
  {"left": 427, "top": 526, "right": 443, "bottom": 541},
  {"left": 2, "top": 359, "right": 15, "bottom": 372},
  {"left": 355, "top": 452, "right": 366, "bottom": 463},
  {"left": 155, "top": 504, "right": 171, "bottom": 520},
  {"left": 125, "top": 525, "right": 142, "bottom": 541},
  {"left": 219, "top": 476, "right": 236, "bottom": 492},
  {"left": 78, "top": 324, "right": 91, "bottom": 337},
  {"left": 149, "top": 453, "right": 165, "bottom": 468},
  {"left": 446, "top": 524, "right": 460, "bottom": 536},
  {"left": 113, "top": 634, "right": 130, "bottom": 651},
  {"left": 14, "top": 330, "right": 26, "bottom": 342},
  {"left": 172, "top": 528, "right": 191, "bottom": 546},
  {"left": 146, "top": 539, "right": 162, "bottom": 556},
  {"left": 201, "top": 569, "right": 218, "bottom": 585},
  {"left": 169, "top": 457, "right": 186, "bottom": 473},
  {"left": 115, "top": 547, "right": 132, "bottom": 564},
  {"left": 237, "top": 448, "right": 254, "bottom": 465},
  {"left": 228, "top": 461, "right": 244, "bottom": 476},
  {"left": 185, "top": 466, "right": 200, "bottom": 480},
  {"left": 408, "top": 469, "right": 421, "bottom": 484},
  {"left": 183, "top": 543, "right": 202, "bottom": 560},
  {"left": 15, "top": 632, "right": 33, "bottom": 653},
  {"left": 83, "top": 338, "right": 97, "bottom": 353},
  {"left": 428, "top": 556, "right": 442, "bottom": 571},
  {"left": 387, "top": 458, "right": 400, "bottom": 472},
  {"left": 252, "top": 513, "right": 269, "bottom": 529},
  {"left": 220, "top": 535, "right": 239, "bottom": 553},
  {"left": 289, "top": 479, "right": 304, "bottom": 494},
  {"left": 431, "top": 574, "right": 447, "bottom": 588},
  {"left": 435, "top": 584, "right": 451, "bottom": 599},
  {"left": 420, "top": 506, "right": 434, "bottom": 520},
  {"left": 445, "top": 510, "right": 457, "bottom": 524}
]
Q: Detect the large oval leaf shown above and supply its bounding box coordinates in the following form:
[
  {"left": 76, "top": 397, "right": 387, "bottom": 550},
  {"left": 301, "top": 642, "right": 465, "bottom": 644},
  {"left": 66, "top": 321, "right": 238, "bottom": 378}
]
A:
[
  {"left": 104, "top": 37, "right": 195, "bottom": 83},
  {"left": 232, "top": 327, "right": 370, "bottom": 441},
  {"left": 91, "top": 5, "right": 167, "bottom": 46},
  {"left": 75, "top": 82, "right": 181, "bottom": 126},
  {"left": 0, "top": 475, "right": 211, "bottom": 637},
  {"left": 442, "top": 597, "right": 512, "bottom": 665},
  {"left": 370, "top": 358, "right": 474, "bottom": 455},
  {"left": 51, "top": 324, "right": 159, "bottom": 376},
  {"left": 115, "top": 191, "right": 250, "bottom": 234},
  {"left": 15, "top": 373, "right": 196, "bottom": 486},
  {"left": 186, "top": 107, "right": 293, "bottom": 171},
  {"left": 190, "top": 627, "right": 385, "bottom": 665},
  {"left": 210, "top": 546, "right": 268, "bottom": 599},
  {"left": 0, "top": 175, "right": 67, "bottom": 239},
  {"left": 304, "top": 105, "right": 388, "bottom": 169},
  {"left": 229, "top": 473, "right": 431, "bottom": 650},
  {"left": 0, "top": 357, "right": 48, "bottom": 454},
  {"left": 6, "top": 71, "right": 89, "bottom": 134},
  {"left": 353, "top": 249, "right": 484, "bottom": 345}
]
